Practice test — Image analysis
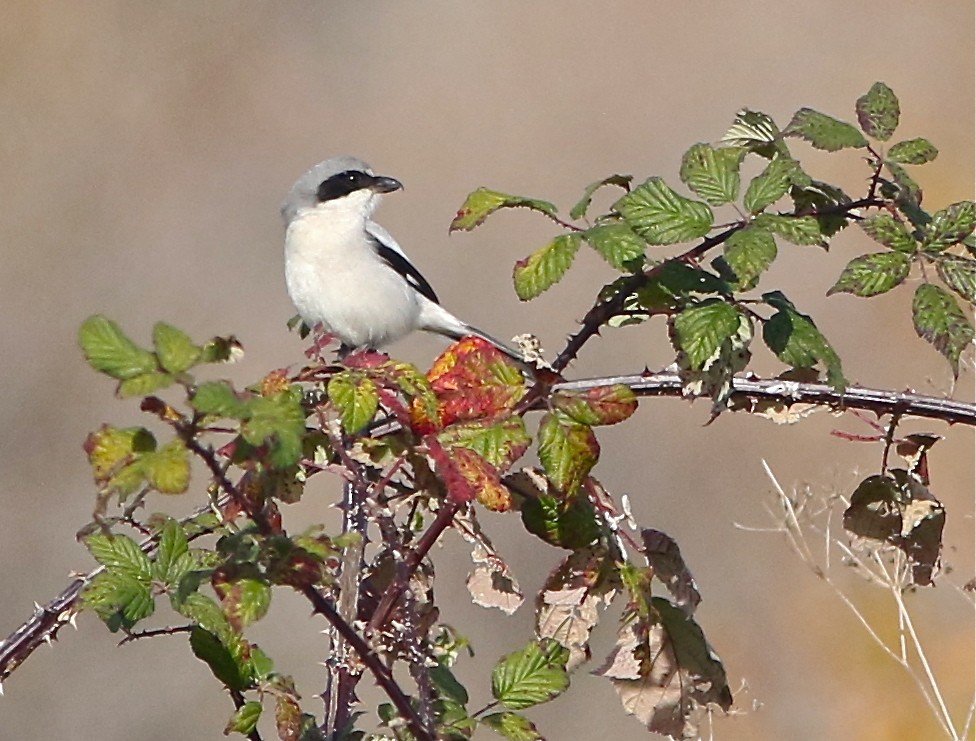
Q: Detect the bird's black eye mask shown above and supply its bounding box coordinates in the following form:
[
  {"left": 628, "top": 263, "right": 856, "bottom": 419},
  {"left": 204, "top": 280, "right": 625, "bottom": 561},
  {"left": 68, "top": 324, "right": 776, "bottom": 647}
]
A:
[{"left": 316, "top": 170, "right": 372, "bottom": 202}]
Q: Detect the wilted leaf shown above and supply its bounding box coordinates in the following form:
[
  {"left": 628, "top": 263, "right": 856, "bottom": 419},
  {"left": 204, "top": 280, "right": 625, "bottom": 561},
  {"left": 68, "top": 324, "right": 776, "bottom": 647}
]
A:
[
  {"left": 856, "top": 82, "right": 900, "bottom": 141},
  {"left": 641, "top": 529, "right": 701, "bottom": 614},
  {"left": 451, "top": 188, "right": 559, "bottom": 232},
  {"left": 912, "top": 283, "right": 974, "bottom": 376},
  {"left": 466, "top": 543, "right": 524, "bottom": 614},
  {"left": 827, "top": 252, "right": 912, "bottom": 297},
  {"left": 571, "top": 174, "right": 633, "bottom": 220},
  {"left": 614, "top": 177, "right": 714, "bottom": 245}
]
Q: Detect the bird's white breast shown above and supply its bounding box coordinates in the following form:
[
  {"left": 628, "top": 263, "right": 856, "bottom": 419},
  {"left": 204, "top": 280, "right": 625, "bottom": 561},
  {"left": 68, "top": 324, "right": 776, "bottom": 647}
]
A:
[{"left": 284, "top": 203, "right": 421, "bottom": 349}]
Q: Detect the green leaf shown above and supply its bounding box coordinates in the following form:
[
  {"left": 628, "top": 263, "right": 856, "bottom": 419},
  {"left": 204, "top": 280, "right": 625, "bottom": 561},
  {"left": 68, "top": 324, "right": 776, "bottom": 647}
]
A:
[
  {"left": 84, "top": 425, "right": 156, "bottom": 481},
  {"left": 190, "top": 626, "right": 249, "bottom": 692},
  {"left": 513, "top": 233, "right": 581, "bottom": 301},
  {"left": 451, "top": 188, "right": 558, "bottom": 232},
  {"left": 241, "top": 388, "right": 307, "bottom": 468},
  {"left": 570, "top": 175, "right": 632, "bottom": 220},
  {"left": 223, "top": 578, "right": 272, "bottom": 627},
  {"left": 614, "top": 177, "right": 714, "bottom": 245},
  {"left": 858, "top": 214, "right": 917, "bottom": 253},
  {"left": 225, "top": 702, "right": 263, "bottom": 735},
  {"left": 856, "top": 82, "right": 900, "bottom": 141},
  {"left": 152, "top": 322, "right": 201, "bottom": 374},
  {"left": 79, "top": 315, "right": 157, "bottom": 380},
  {"left": 912, "top": 283, "right": 975, "bottom": 377},
  {"left": 936, "top": 255, "right": 976, "bottom": 303},
  {"left": 922, "top": 201, "right": 976, "bottom": 253},
  {"left": 678, "top": 143, "right": 744, "bottom": 206},
  {"left": 887, "top": 138, "right": 938, "bottom": 165},
  {"left": 191, "top": 380, "right": 248, "bottom": 418},
  {"left": 537, "top": 413, "right": 599, "bottom": 495},
  {"left": 85, "top": 533, "right": 152, "bottom": 582},
  {"left": 784, "top": 108, "right": 868, "bottom": 151},
  {"left": 551, "top": 385, "right": 638, "bottom": 426},
  {"left": 430, "top": 663, "right": 470, "bottom": 706},
  {"left": 327, "top": 371, "right": 379, "bottom": 434},
  {"left": 753, "top": 213, "right": 825, "bottom": 246},
  {"left": 491, "top": 639, "right": 569, "bottom": 710},
  {"left": 141, "top": 439, "right": 191, "bottom": 494},
  {"left": 521, "top": 492, "right": 601, "bottom": 549},
  {"left": 481, "top": 712, "right": 543, "bottom": 741},
  {"left": 117, "top": 371, "right": 174, "bottom": 398},
  {"left": 827, "top": 252, "right": 912, "bottom": 297},
  {"left": 154, "top": 519, "right": 190, "bottom": 584},
  {"left": 762, "top": 292, "right": 845, "bottom": 389},
  {"left": 84, "top": 572, "right": 155, "bottom": 629},
  {"left": 721, "top": 109, "right": 785, "bottom": 158},
  {"left": 582, "top": 223, "right": 646, "bottom": 270},
  {"left": 790, "top": 180, "right": 852, "bottom": 238},
  {"left": 743, "top": 158, "right": 802, "bottom": 213},
  {"left": 673, "top": 300, "right": 743, "bottom": 370},
  {"left": 437, "top": 417, "right": 531, "bottom": 471},
  {"left": 722, "top": 227, "right": 777, "bottom": 290}
]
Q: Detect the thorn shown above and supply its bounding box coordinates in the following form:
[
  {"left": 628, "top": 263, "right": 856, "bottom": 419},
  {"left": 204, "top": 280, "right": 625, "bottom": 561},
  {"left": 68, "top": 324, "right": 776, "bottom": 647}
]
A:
[
  {"left": 43, "top": 634, "right": 54, "bottom": 647},
  {"left": 68, "top": 612, "right": 79, "bottom": 629},
  {"left": 33, "top": 602, "right": 43, "bottom": 612}
]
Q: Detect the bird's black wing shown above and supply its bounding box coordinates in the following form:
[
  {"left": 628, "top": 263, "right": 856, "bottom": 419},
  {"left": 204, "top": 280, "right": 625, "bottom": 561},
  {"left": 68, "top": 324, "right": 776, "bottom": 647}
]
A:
[{"left": 369, "top": 234, "right": 440, "bottom": 305}]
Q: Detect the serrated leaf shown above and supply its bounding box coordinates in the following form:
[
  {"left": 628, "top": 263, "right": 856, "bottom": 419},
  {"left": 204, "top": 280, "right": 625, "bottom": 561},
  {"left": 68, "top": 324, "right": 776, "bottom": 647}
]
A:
[
  {"left": 790, "top": 180, "right": 853, "bottom": 238},
  {"left": 481, "top": 712, "right": 542, "bottom": 741},
  {"left": 521, "top": 493, "right": 601, "bottom": 549},
  {"left": 551, "top": 385, "right": 637, "bottom": 426},
  {"left": 570, "top": 174, "right": 632, "bottom": 220},
  {"left": 154, "top": 519, "right": 190, "bottom": 584},
  {"left": 86, "top": 533, "right": 152, "bottom": 581},
  {"left": 152, "top": 322, "right": 201, "bottom": 374},
  {"left": 856, "top": 82, "right": 900, "bottom": 141},
  {"left": 827, "top": 252, "right": 911, "bottom": 297},
  {"left": 922, "top": 201, "right": 976, "bottom": 253},
  {"left": 513, "top": 233, "right": 581, "bottom": 300},
  {"left": 721, "top": 109, "right": 785, "bottom": 158},
  {"left": 936, "top": 255, "right": 976, "bottom": 303},
  {"left": 190, "top": 626, "right": 249, "bottom": 691},
  {"left": 722, "top": 227, "right": 777, "bottom": 290},
  {"left": 753, "top": 213, "right": 825, "bottom": 246},
  {"left": 673, "top": 300, "right": 743, "bottom": 370},
  {"left": 117, "top": 371, "right": 174, "bottom": 398},
  {"left": 762, "top": 292, "right": 845, "bottom": 389},
  {"left": 191, "top": 380, "right": 248, "bottom": 418},
  {"left": 225, "top": 702, "right": 263, "bottom": 735},
  {"left": 84, "top": 425, "right": 156, "bottom": 482},
  {"left": 784, "top": 108, "right": 867, "bottom": 151},
  {"left": 912, "top": 283, "right": 975, "bottom": 377},
  {"left": 241, "top": 388, "right": 307, "bottom": 468},
  {"left": 491, "top": 640, "right": 569, "bottom": 711},
  {"left": 141, "top": 439, "right": 191, "bottom": 494},
  {"left": 79, "top": 315, "right": 157, "bottom": 380},
  {"left": 678, "top": 143, "right": 744, "bottom": 206},
  {"left": 743, "top": 158, "right": 802, "bottom": 213},
  {"left": 451, "top": 188, "right": 558, "bottom": 232},
  {"left": 222, "top": 578, "right": 272, "bottom": 627},
  {"left": 537, "top": 413, "right": 599, "bottom": 495},
  {"left": 614, "top": 177, "right": 714, "bottom": 246},
  {"left": 437, "top": 416, "right": 531, "bottom": 471},
  {"left": 858, "top": 214, "right": 917, "bottom": 253},
  {"left": 887, "top": 138, "right": 938, "bottom": 165},
  {"left": 327, "top": 371, "right": 379, "bottom": 434},
  {"left": 582, "top": 223, "right": 646, "bottom": 270}
]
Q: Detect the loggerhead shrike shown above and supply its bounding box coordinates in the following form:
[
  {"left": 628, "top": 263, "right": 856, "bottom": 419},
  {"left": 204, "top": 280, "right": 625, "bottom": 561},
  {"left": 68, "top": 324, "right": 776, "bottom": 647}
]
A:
[{"left": 281, "top": 156, "right": 525, "bottom": 363}]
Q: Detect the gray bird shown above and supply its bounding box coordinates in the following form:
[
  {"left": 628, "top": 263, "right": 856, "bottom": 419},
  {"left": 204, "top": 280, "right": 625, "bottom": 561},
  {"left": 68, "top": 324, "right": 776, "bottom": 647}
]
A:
[{"left": 281, "top": 156, "right": 523, "bottom": 362}]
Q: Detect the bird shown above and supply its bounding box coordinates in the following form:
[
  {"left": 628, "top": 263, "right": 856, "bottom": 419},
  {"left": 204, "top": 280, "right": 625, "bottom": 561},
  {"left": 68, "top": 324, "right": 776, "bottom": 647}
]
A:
[{"left": 281, "top": 156, "right": 526, "bottom": 363}]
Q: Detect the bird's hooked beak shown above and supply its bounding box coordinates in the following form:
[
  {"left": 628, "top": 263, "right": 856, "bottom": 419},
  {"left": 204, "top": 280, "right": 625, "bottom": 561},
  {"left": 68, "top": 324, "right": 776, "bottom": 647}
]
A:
[{"left": 368, "top": 175, "right": 403, "bottom": 194}]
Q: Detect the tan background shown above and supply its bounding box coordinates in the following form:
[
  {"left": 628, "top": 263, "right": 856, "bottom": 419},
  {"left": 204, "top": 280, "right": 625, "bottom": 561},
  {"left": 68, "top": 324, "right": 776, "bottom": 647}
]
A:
[{"left": 1, "top": 3, "right": 973, "bottom": 740}]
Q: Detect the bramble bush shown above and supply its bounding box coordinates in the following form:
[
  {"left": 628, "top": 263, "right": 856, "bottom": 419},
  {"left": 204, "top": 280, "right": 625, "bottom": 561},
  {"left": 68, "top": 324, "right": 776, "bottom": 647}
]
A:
[{"left": 2, "top": 82, "right": 973, "bottom": 740}]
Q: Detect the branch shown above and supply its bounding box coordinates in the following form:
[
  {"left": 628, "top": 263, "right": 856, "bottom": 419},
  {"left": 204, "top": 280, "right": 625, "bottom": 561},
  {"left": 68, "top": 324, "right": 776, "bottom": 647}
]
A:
[{"left": 550, "top": 372, "right": 976, "bottom": 427}]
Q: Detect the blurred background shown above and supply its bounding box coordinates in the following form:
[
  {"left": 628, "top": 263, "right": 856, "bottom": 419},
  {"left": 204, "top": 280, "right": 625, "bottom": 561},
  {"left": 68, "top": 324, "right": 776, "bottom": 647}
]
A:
[{"left": 1, "top": 2, "right": 973, "bottom": 739}]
